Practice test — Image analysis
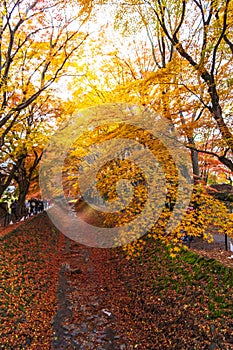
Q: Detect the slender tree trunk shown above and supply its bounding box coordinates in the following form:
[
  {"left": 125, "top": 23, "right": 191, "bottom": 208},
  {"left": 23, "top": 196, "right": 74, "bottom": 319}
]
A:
[
  {"left": 17, "top": 179, "right": 30, "bottom": 216},
  {"left": 179, "top": 111, "right": 200, "bottom": 181},
  {"left": 191, "top": 147, "right": 200, "bottom": 182}
]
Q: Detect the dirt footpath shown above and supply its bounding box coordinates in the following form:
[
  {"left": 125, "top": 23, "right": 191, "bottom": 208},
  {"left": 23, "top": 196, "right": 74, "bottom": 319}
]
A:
[{"left": 52, "top": 239, "right": 131, "bottom": 349}]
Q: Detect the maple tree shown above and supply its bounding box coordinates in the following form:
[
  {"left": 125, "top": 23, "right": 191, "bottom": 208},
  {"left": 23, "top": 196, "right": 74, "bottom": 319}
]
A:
[
  {"left": 44, "top": 101, "right": 232, "bottom": 255},
  {"left": 110, "top": 0, "right": 233, "bottom": 173},
  {"left": 57, "top": 4, "right": 233, "bottom": 254},
  {"left": 0, "top": 0, "right": 93, "bottom": 208}
]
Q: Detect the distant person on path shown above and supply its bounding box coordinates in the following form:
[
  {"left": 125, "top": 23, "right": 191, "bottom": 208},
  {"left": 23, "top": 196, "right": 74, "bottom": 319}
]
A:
[
  {"left": 35, "top": 199, "right": 39, "bottom": 214},
  {"left": 29, "top": 198, "right": 36, "bottom": 215},
  {"left": 38, "top": 200, "right": 44, "bottom": 213},
  {"left": 10, "top": 200, "right": 18, "bottom": 222},
  {"left": 25, "top": 200, "right": 30, "bottom": 217}
]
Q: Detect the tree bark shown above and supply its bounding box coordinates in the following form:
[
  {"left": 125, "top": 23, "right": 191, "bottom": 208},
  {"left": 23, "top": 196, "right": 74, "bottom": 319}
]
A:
[{"left": 17, "top": 179, "right": 30, "bottom": 216}]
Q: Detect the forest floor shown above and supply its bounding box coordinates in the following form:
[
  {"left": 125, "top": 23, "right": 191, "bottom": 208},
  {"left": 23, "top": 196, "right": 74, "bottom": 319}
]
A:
[{"left": 0, "top": 212, "right": 233, "bottom": 349}]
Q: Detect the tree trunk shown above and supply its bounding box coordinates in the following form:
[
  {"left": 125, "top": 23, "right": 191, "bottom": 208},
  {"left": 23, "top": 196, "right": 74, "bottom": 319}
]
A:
[
  {"left": 191, "top": 147, "right": 200, "bottom": 182},
  {"left": 17, "top": 179, "right": 30, "bottom": 216},
  {"left": 179, "top": 111, "right": 200, "bottom": 181}
]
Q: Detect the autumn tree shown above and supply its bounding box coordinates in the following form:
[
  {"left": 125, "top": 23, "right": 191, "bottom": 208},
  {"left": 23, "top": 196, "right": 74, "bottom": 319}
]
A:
[
  {"left": 57, "top": 2, "right": 233, "bottom": 254},
  {"left": 110, "top": 0, "right": 233, "bottom": 174},
  {"left": 0, "top": 0, "right": 93, "bottom": 207}
]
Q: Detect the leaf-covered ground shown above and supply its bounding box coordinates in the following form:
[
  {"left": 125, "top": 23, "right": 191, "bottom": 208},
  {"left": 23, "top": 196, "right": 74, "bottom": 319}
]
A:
[
  {"left": 0, "top": 213, "right": 233, "bottom": 349},
  {"left": 115, "top": 243, "right": 233, "bottom": 349},
  {"left": 0, "top": 214, "right": 64, "bottom": 349}
]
